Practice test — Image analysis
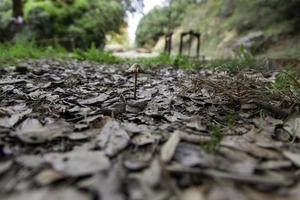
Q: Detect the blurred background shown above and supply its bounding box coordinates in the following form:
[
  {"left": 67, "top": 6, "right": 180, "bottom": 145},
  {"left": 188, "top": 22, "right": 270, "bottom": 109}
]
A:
[{"left": 0, "top": 0, "right": 299, "bottom": 59}]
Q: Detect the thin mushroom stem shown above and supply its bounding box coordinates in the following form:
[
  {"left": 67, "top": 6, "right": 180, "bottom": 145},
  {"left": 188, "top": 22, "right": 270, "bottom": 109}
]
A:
[{"left": 134, "top": 72, "right": 138, "bottom": 99}]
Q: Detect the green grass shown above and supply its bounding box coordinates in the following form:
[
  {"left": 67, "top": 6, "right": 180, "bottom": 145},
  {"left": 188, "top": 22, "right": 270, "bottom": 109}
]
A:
[
  {"left": 203, "top": 58, "right": 257, "bottom": 72},
  {"left": 0, "top": 37, "right": 198, "bottom": 67},
  {"left": 0, "top": 41, "right": 196, "bottom": 68},
  {"left": 0, "top": 40, "right": 67, "bottom": 65},
  {"left": 202, "top": 123, "right": 223, "bottom": 153},
  {"left": 272, "top": 68, "right": 300, "bottom": 93},
  {"left": 72, "top": 44, "right": 120, "bottom": 64},
  {"left": 0, "top": 40, "right": 260, "bottom": 72},
  {"left": 0, "top": 41, "right": 119, "bottom": 65},
  {"left": 71, "top": 45, "right": 197, "bottom": 68}
]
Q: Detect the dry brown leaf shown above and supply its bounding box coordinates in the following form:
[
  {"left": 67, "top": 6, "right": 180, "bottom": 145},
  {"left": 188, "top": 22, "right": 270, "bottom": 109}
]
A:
[{"left": 161, "top": 131, "right": 181, "bottom": 162}]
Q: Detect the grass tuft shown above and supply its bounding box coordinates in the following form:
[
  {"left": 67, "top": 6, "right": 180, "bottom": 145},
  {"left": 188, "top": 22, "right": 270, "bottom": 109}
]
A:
[
  {"left": 204, "top": 58, "right": 256, "bottom": 71},
  {"left": 202, "top": 124, "right": 223, "bottom": 153},
  {"left": 72, "top": 44, "right": 120, "bottom": 64},
  {"left": 272, "top": 68, "right": 300, "bottom": 94},
  {"left": 0, "top": 39, "right": 67, "bottom": 65}
]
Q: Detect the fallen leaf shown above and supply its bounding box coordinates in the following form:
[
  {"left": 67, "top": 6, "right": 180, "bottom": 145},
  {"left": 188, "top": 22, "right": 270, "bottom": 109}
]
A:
[
  {"left": 283, "top": 114, "right": 300, "bottom": 139},
  {"left": 14, "top": 118, "right": 71, "bottom": 144},
  {"left": 97, "top": 119, "right": 130, "bottom": 156},
  {"left": 78, "top": 93, "right": 109, "bottom": 105},
  {"left": 207, "top": 186, "right": 248, "bottom": 200},
  {"left": 161, "top": 131, "right": 181, "bottom": 162},
  {"left": 185, "top": 116, "right": 207, "bottom": 131},
  {"left": 0, "top": 109, "right": 31, "bottom": 128},
  {"left": 283, "top": 151, "right": 300, "bottom": 167},
  {"left": 16, "top": 155, "right": 46, "bottom": 168},
  {"left": 3, "top": 187, "right": 91, "bottom": 200},
  {"left": 221, "top": 136, "right": 282, "bottom": 159},
  {"left": 180, "top": 188, "right": 205, "bottom": 200},
  {"left": 126, "top": 99, "right": 149, "bottom": 113},
  {"left": 140, "top": 159, "right": 162, "bottom": 187},
  {"left": 0, "top": 160, "right": 13, "bottom": 175},
  {"left": 35, "top": 169, "right": 65, "bottom": 185},
  {"left": 132, "top": 132, "right": 161, "bottom": 146},
  {"left": 96, "top": 163, "right": 126, "bottom": 200},
  {"left": 44, "top": 150, "right": 110, "bottom": 176}
]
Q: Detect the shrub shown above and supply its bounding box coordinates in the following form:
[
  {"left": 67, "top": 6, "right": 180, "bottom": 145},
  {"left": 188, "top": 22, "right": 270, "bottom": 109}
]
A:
[{"left": 0, "top": 0, "right": 127, "bottom": 48}]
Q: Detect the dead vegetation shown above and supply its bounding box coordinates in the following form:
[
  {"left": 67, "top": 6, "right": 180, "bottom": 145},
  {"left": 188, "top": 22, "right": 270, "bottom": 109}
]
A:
[
  {"left": 0, "top": 59, "right": 300, "bottom": 200},
  {"left": 189, "top": 69, "right": 300, "bottom": 118}
]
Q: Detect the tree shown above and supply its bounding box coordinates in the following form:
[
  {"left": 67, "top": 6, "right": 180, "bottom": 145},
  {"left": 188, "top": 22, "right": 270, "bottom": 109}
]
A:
[
  {"left": 123, "top": 0, "right": 144, "bottom": 13},
  {"left": 1, "top": 0, "right": 143, "bottom": 46},
  {"left": 12, "top": 0, "right": 24, "bottom": 24},
  {"left": 136, "top": 0, "right": 197, "bottom": 47}
]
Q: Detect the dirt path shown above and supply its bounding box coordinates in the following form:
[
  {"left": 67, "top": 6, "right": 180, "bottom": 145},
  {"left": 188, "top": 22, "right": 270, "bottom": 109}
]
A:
[
  {"left": 113, "top": 50, "right": 159, "bottom": 58},
  {"left": 0, "top": 59, "right": 299, "bottom": 200}
]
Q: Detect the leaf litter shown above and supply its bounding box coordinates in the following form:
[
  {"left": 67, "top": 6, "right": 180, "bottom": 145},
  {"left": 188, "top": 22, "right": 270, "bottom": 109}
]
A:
[{"left": 0, "top": 58, "right": 300, "bottom": 199}]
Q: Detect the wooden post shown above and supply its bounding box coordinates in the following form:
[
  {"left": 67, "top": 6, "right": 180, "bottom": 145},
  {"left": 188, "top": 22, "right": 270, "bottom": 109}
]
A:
[
  {"left": 195, "top": 33, "right": 201, "bottom": 58},
  {"left": 179, "top": 30, "right": 201, "bottom": 58},
  {"left": 179, "top": 32, "right": 186, "bottom": 55},
  {"left": 188, "top": 30, "right": 193, "bottom": 57},
  {"left": 168, "top": 32, "right": 173, "bottom": 54},
  {"left": 164, "top": 32, "right": 173, "bottom": 55},
  {"left": 164, "top": 36, "right": 169, "bottom": 53}
]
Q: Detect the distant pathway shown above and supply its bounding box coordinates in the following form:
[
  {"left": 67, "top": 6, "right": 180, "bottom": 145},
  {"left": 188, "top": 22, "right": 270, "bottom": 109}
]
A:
[{"left": 113, "top": 50, "right": 159, "bottom": 58}]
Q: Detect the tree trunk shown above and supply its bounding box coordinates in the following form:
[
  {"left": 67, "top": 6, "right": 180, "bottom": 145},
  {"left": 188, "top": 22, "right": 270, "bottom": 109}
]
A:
[
  {"left": 7, "top": 0, "right": 24, "bottom": 40},
  {"left": 12, "top": 0, "right": 24, "bottom": 18}
]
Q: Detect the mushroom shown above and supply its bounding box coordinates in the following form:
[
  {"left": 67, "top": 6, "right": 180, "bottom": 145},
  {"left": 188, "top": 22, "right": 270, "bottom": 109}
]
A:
[{"left": 126, "top": 63, "right": 143, "bottom": 100}]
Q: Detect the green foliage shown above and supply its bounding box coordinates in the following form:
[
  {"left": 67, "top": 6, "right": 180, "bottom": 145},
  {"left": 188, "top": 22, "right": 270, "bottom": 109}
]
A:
[
  {"left": 0, "top": 40, "right": 260, "bottom": 71},
  {"left": 135, "top": 7, "right": 169, "bottom": 47},
  {"left": 0, "top": 41, "right": 196, "bottom": 67},
  {"left": 273, "top": 69, "right": 300, "bottom": 93},
  {"left": 72, "top": 44, "right": 119, "bottom": 64},
  {"left": 137, "top": 0, "right": 300, "bottom": 59},
  {"left": 0, "top": 0, "right": 12, "bottom": 40},
  {"left": 201, "top": 45, "right": 256, "bottom": 71},
  {"left": 226, "top": 109, "right": 236, "bottom": 129},
  {"left": 220, "top": 0, "right": 300, "bottom": 33},
  {"left": 205, "top": 58, "right": 256, "bottom": 72},
  {"left": 0, "top": 39, "right": 67, "bottom": 64},
  {"left": 202, "top": 124, "right": 223, "bottom": 153},
  {"left": 233, "top": 45, "right": 253, "bottom": 61},
  {"left": 0, "top": 41, "right": 121, "bottom": 65},
  {"left": 0, "top": 0, "right": 126, "bottom": 48},
  {"left": 25, "top": 0, "right": 125, "bottom": 48}
]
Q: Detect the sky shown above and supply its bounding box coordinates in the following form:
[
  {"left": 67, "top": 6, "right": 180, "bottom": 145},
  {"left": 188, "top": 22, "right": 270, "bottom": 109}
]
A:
[{"left": 127, "top": 0, "right": 166, "bottom": 44}]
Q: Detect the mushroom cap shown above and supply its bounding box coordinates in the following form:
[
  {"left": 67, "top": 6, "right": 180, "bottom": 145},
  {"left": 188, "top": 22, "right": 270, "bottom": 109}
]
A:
[{"left": 127, "top": 63, "right": 143, "bottom": 73}]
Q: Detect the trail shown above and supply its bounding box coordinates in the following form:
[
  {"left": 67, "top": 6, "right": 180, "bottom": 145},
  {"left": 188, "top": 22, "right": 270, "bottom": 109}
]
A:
[
  {"left": 113, "top": 50, "right": 159, "bottom": 58},
  {"left": 0, "top": 58, "right": 299, "bottom": 200}
]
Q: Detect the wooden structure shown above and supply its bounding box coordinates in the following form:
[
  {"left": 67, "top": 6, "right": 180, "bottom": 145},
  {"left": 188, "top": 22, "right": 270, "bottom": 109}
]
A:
[
  {"left": 164, "top": 32, "right": 173, "bottom": 55},
  {"left": 179, "top": 30, "right": 201, "bottom": 58}
]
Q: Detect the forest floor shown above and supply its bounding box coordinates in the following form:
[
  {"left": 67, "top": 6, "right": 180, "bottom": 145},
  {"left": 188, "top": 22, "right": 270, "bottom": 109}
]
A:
[{"left": 0, "top": 58, "right": 300, "bottom": 200}]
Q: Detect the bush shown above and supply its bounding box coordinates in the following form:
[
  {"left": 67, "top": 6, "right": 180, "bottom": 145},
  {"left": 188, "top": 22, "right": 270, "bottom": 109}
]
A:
[{"left": 0, "top": 0, "right": 127, "bottom": 48}]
